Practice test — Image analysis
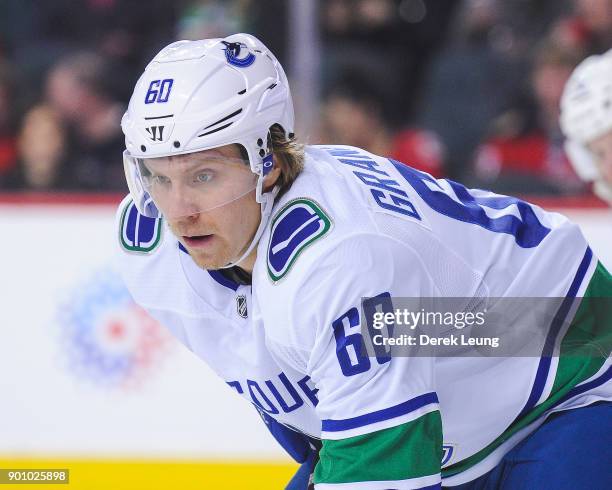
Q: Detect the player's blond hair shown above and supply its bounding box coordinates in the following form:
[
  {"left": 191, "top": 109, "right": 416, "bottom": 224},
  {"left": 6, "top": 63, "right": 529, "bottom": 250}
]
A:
[{"left": 269, "top": 123, "right": 305, "bottom": 199}]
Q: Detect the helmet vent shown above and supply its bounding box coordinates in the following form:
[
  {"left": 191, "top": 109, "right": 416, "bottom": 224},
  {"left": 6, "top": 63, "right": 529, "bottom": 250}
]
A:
[
  {"left": 144, "top": 114, "right": 174, "bottom": 120},
  {"left": 198, "top": 122, "right": 233, "bottom": 137},
  {"left": 197, "top": 108, "right": 243, "bottom": 137}
]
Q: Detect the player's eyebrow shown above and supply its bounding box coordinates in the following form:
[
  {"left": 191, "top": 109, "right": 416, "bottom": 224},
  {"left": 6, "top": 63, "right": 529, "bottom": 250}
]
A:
[
  {"left": 145, "top": 156, "right": 228, "bottom": 178},
  {"left": 183, "top": 150, "right": 238, "bottom": 164}
]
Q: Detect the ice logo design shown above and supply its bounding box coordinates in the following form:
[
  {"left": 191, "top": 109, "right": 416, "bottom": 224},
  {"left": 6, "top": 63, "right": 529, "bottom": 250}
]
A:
[{"left": 56, "top": 269, "right": 171, "bottom": 389}]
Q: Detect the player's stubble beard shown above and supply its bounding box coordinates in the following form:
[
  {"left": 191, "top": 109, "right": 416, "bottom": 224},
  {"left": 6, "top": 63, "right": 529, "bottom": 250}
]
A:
[{"left": 167, "top": 191, "right": 261, "bottom": 271}]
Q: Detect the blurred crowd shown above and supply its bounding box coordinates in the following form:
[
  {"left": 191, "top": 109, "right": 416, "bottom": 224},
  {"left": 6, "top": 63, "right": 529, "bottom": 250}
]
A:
[{"left": 0, "top": 0, "right": 610, "bottom": 197}]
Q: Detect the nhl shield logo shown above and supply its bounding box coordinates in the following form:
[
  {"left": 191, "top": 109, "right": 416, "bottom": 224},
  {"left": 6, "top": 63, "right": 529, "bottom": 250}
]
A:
[{"left": 236, "top": 295, "right": 248, "bottom": 318}]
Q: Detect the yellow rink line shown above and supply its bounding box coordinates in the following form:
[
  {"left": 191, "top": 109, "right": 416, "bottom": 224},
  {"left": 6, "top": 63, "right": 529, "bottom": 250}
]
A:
[{"left": 0, "top": 458, "right": 298, "bottom": 489}]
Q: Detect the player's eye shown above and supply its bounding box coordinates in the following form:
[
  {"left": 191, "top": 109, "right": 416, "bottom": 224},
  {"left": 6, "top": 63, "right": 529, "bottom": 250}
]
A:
[
  {"left": 150, "top": 174, "right": 171, "bottom": 186},
  {"left": 195, "top": 172, "right": 213, "bottom": 183}
]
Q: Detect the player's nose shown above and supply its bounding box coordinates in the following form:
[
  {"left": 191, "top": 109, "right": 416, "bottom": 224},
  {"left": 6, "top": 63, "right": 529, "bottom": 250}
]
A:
[{"left": 162, "top": 185, "right": 202, "bottom": 219}]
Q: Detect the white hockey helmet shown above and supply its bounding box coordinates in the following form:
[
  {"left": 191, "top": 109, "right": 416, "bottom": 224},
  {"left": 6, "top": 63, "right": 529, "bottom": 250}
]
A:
[
  {"left": 560, "top": 49, "right": 612, "bottom": 201},
  {"left": 121, "top": 33, "right": 294, "bottom": 218}
]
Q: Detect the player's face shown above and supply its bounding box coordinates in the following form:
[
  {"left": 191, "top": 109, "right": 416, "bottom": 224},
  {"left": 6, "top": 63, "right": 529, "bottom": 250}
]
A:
[
  {"left": 589, "top": 131, "right": 612, "bottom": 185},
  {"left": 143, "top": 145, "right": 262, "bottom": 271}
]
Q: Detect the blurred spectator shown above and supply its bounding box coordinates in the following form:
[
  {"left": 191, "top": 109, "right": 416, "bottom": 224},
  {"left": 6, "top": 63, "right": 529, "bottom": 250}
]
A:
[
  {"left": 1, "top": 105, "right": 70, "bottom": 190},
  {"left": 0, "top": 0, "right": 603, "bottom": 200},
  {"left": 320, "top": 0, "right": 459, "bottom": 126},
  {"left": 320, "top": 77, "right": 392, "bottom": 157},
  {"left": 0, "top": 62, "right": 18, "bottom": 177},
  {"left": 552, "top": 0, "right": 612, "bottom": 56},
  {"left": 473, "top": 40, "right": 587, "bottom": 195},
  {"left": 417, "top": 0, "right": 522, "bottom": 180},
  {"left": 243, "top": 0, "right": 289, "bottom": 67},
  {"left": 320, "top": 74, "right": 445, "bottom": 176},
  {"left": 46, "top": 51, "right": 126, "bottom": 191},
  {"left": 493, "top": 0, "right": 573, "bottom": 57},
  {"left": 177, "top": 0, "right": 251, "bottom": 40},
  {"left": 392, "top": 129, "right": 446, "bottom": 178},
  {"left": 0, "top": 0, "right": 179, "bottom": 101}
]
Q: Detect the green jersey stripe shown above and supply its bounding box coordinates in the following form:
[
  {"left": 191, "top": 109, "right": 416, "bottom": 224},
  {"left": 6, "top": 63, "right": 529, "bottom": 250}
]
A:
[
  {"left": 314, "top": 411, "right": 442, "bottom": 485},
  {"left": 552, "top": 261, "right": 612, "bottom": 394},
  {"left": 443, "top": 261, "right": 612, "bottom": 477}
]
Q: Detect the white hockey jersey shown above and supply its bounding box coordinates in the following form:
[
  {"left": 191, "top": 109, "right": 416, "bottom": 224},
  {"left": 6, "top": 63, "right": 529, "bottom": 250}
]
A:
[{"left": 116, "top": 145, "right": 612, "bottom": 489}]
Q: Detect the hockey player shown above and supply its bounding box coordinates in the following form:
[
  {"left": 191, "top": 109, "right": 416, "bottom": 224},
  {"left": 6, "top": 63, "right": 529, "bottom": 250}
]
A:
[
  {"left": 560, "top": 48, "right": 612, "bottom": 204},
  {"left": 117, "top": 34, "right": 611, "bottom": 489}
]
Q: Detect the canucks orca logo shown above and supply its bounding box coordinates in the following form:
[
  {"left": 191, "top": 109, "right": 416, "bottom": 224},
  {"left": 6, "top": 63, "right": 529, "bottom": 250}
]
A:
[
  {"left": 267, "top": 199, "right": 332, "bottom": 282},
  {"left": 222, "top": 41, "right": 256, "bottom": 68},
  {"left": 119, "top": 199, "right": 163, "bottom": 253}
]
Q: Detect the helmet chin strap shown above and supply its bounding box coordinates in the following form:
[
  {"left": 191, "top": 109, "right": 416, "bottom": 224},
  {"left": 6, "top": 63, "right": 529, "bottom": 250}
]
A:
[{"left": 219, "top": 173, "right": 279, "bottom": 270}]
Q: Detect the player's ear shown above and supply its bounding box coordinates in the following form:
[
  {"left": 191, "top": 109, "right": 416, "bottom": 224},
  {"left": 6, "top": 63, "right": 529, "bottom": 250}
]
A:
[{"left": 263, "top": 159, "right": 282, "bottom": 192}]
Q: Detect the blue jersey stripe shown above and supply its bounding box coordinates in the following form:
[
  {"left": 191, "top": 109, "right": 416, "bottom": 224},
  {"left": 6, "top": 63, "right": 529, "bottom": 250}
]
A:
[
  {"left": 556, "top": 365, "right": 612, "bottom": 407},
  {"left": 518, "top": 246, "right": 593, "bottom": 418},
  {"left": 178, "top": 242, "right": 240, "bottom": 291},
  {"left": 207, "top": 270, "right": 240, "bottom": 291},
  {"left": 321, "top": 392, "right": 438, "bottom": 432}
]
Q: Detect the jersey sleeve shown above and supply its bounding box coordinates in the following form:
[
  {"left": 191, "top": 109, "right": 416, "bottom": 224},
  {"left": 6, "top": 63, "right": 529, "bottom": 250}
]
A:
[
  {"left": 270, "top": 235, "right": 443, "bottom": 490},
  {"left": 113, "top": 195, "right": 192, "bottom": 346}
]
